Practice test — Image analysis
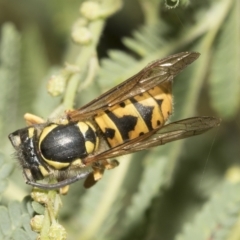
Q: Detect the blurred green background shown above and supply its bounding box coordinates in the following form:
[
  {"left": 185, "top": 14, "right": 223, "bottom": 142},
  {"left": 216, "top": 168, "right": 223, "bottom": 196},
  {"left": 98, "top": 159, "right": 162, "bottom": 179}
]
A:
[{"left": 0, "top": 0, "right": 239, "bottom": 239}]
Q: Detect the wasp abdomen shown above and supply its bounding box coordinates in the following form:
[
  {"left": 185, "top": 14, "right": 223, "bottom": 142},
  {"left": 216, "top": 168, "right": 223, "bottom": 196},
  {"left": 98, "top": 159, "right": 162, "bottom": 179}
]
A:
[{"left": 95, "top": 82, "right": 173, "bottom": 148}]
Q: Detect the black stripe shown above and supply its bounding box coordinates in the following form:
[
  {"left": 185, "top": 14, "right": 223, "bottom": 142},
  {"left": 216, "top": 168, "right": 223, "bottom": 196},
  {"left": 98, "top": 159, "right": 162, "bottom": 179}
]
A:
[
  {"left": 130, "top": 97, "right": 154, "bottom": 130},
  {"left": 156, "top": 99, "right": 163, "bottom": 106},
  {"left": 105, "top": 128, "right": 115, "bottom": 139},
  {"left": 119, "top": 102, "right": 126, "bottom": 108},
  {"left": 105, "top": 111, "right": 137, "bottom": 142}
]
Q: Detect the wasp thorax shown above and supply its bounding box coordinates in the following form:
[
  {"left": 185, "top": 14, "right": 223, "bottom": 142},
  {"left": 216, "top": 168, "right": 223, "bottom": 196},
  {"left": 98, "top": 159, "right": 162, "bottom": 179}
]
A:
[{"left": 39, "top": 121, "right": 98, "bottom": 169}]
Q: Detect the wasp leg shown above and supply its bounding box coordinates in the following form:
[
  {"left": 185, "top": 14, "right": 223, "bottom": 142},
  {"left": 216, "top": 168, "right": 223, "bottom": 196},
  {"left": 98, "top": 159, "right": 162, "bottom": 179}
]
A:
[
  {"left": 92, "top": 159, "right": 119, "bottom": 180},
  {"left": 83, "top": 159, "right": 119, "bottom": 188},
  {"left": 101, "top": 159, "right": 119, "bottom": 170},
  {"left": 92, "top": 163, "right": 105, "bottom": 181},
  {"left": 59, "top": 185, "right": 70, "bottom": 195},
  {"left": 24, "top": 113, "right": 45, "bottom": 126},
  {"left": 83, "top": 162, "right": 105, "bottom": 188}
]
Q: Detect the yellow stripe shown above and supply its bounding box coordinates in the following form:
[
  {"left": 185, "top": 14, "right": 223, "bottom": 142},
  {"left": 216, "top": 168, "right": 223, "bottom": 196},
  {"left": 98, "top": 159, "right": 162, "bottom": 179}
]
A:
[
  {"left": 112, "top": 99, "right": 149, "bottom": 139},
  {"left": 95, "top": 85, "right": 172, "bottom": 148},
  {"left": 95, "top": 112, "right": 123, "bottom": 147},
  {"left": 28, "top": 127, "right": 35, "bottom": 138},
  {"left": 148, "top": 83, "right": 173, "bottom": 122},
  {"left": 39, "top": 124, "right": 58, "bottom": 149},
  {"left": 45, "top": 159, "right": 70, "bottom": 170},
  {"left": 95, "top": 99, "right": 150, "bottom": 147}
]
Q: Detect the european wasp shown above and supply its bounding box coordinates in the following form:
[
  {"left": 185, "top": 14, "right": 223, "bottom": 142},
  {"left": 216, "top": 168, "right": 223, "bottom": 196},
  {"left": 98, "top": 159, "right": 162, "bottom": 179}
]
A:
[{"left": 8, "top": 52, "right": 220, "bottom": 189}]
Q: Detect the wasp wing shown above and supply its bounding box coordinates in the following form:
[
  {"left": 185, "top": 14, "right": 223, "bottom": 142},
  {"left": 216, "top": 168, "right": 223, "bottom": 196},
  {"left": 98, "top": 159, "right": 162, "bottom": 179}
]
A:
[
  {"left": 84, "top": 116, "right": 220, "bottom": 164},
  {"left": 27, "top": 117, "right": 219, "bottom": 190},
  {"left": 68, "top": 52, "right": 200, "bottom": 121}
]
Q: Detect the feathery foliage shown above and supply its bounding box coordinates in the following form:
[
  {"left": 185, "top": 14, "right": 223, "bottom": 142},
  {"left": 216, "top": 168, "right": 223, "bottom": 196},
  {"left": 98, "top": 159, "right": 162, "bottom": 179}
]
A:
[
  {"left": 176, "top": 168, "right": 240, "bottom": 240},
  {"left": 209, "top": 0, "right": 240, "bottom": 119},
  {"left": 0, "top": 200, "right": 37, "bottom": 240},
  {"left": 1, "top": 0, "right": 239, "bottom": 239}
]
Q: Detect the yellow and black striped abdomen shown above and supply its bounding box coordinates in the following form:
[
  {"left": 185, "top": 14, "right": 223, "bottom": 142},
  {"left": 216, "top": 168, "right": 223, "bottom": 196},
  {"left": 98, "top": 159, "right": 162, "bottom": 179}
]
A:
[{"left": 94, "top": 82, "right": 173, "bottom": 147}]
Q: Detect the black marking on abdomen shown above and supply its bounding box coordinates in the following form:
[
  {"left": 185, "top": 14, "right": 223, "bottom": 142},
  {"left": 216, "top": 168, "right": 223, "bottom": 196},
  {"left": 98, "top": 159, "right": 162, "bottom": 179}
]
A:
[
  {"left": 130, "top": 98, "right": 154, "bottom": 131},
  {"left": 105, "top": 111, "right": 137, "bottom": 141},
  {"left": 155, "top": 99, "right": 163, "bottom": 106},
  {"left": 119, "top": 102, "right": 126, "bottom": 108},
  {"left": 105, "top": 128, "right": 115, "bottom": 139}
]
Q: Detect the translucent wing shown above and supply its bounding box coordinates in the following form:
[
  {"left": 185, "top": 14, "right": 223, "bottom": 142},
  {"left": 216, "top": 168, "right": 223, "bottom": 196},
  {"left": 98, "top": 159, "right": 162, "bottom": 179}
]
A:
[
  {"left": 26, "top": 117, "right": 220, "bottom": 189},
  {"left": 68, "top": 52, "right": 200, "bottom": 121},
  {"left": 84, "top": 116, "right": 220, "bottom": 164}
]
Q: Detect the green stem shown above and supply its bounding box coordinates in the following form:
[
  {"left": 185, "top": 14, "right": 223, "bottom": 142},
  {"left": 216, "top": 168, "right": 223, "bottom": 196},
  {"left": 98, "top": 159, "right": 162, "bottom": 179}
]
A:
[{"left": 63, "top": 19, "right": 105, "bottom": 110}]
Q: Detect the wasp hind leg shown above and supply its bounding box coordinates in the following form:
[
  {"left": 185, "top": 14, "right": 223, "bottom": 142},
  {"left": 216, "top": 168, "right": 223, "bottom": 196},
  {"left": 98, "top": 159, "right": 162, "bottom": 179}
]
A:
[{"left": 83, "top": 159, "right": 119, "bottom": 188}]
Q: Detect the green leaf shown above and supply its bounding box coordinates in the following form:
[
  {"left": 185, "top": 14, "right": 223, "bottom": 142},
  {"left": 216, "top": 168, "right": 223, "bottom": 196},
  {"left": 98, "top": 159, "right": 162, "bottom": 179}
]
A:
[
  {"left": 175, "top": 180, "right": 240, "bottom": 240},
  {"left": 0, "top": 180, "right": 8, "bottom": 196},
  {"left": 209, "top": 1, "right": 240, "bottom": 119},
  {"left": 8, "top": 201, "right": 22, "bottom": 228},
  {"left": 31, "top": 201, "right": 45, "bottom": 215},
  {"left": 0, "top": 153, "right": 14, "bottom": 196},
  {"left": 22, "top": 214, "right": 36, "bottom": 239},
  {"left": 0, "top": 162, "right": 14, "bottom": 181},
  {"left": 0, "top": 206, "right": 11, "bottom": 236},
  {"left": 0, "top": 23, "right": 21, "bottom": 141},
  {"left": 122, "top": 153, "right": 168, "bottom": 229},
  {"left": 0, "top": 202, "right": 37, "bottom": 239},
  {"left": 20, "top": 25, "right": 52, "bottom": 117},
  {"left": 123, "top": 23, "right": 166, "bottom": 57},
  {"left": 12, "top": 228, "right": 32, "bottom": 240}
]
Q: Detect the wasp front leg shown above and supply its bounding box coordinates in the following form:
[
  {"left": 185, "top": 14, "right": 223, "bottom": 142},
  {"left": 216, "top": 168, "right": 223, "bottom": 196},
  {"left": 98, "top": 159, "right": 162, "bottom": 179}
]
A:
[{"left": 24, "top": 113, "right": 45, "bottom": 126}]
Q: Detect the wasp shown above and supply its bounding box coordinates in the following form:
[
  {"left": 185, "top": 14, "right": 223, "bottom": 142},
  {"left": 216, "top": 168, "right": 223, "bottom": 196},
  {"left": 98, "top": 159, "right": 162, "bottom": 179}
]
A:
[{"left": 8, "top": 52, "right": 220, "bottom": 190}]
